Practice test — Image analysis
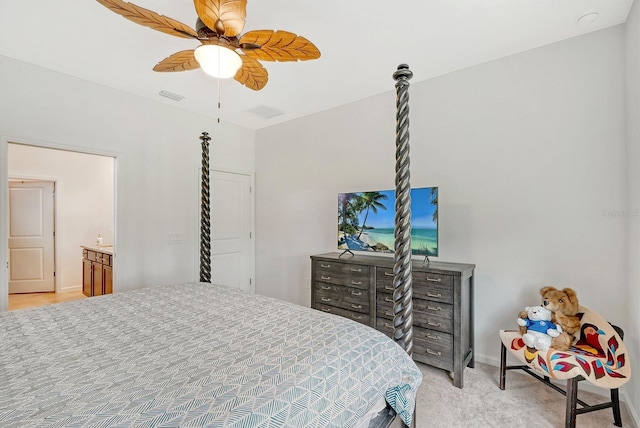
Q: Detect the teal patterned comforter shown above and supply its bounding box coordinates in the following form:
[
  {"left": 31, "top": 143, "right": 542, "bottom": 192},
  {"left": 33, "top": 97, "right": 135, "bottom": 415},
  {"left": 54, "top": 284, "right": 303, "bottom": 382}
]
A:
[{"left": 0, "top": 283, "right": 422, "bottom": 427}]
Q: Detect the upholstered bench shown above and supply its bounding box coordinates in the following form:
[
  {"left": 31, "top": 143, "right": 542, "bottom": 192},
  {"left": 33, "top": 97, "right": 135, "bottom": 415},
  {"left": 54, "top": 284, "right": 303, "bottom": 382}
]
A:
[{"left": 499, "top": 306, "right": 630, "bottom": 428}]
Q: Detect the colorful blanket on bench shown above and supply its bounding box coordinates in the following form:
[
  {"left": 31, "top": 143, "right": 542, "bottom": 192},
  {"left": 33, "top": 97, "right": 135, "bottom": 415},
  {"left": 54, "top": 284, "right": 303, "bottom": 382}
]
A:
[{"left": 500, "top": 306, "right": 630, "bottom": 389}]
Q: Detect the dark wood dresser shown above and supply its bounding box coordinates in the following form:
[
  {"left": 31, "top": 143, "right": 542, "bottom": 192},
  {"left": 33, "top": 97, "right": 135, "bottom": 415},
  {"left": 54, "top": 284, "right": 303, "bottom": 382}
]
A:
[{"left": 310, "top": 252, "right": 475, "bottom": 388}]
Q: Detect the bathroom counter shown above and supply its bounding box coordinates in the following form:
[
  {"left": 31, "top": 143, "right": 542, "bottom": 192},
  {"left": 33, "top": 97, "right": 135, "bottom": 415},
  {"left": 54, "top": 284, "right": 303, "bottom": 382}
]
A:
[{"left": 81, "top": 245, "right": 113, "bottom": 255}]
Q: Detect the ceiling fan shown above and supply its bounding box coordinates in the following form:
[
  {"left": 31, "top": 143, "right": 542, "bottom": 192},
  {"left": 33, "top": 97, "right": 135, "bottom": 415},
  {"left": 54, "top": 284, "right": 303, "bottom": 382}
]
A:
[{"left": 96, "top": 0, "right": 321, "bottom": 90}]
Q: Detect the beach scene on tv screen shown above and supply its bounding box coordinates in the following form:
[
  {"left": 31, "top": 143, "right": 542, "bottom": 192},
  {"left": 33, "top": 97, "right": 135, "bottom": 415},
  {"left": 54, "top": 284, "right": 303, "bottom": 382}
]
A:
[{"left": 338, "top": 187, "right": 438, "bottom": 256}]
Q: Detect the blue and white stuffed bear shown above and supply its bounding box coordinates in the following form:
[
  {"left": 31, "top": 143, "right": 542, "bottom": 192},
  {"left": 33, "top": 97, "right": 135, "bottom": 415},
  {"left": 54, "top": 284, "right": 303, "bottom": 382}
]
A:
[{"left": 517, "top": 305, "right": 563, "bottom": 351}]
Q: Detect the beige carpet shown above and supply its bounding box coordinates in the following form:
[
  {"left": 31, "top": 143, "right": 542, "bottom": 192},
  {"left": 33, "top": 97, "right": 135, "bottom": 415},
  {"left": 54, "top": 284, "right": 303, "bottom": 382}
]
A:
[{"left": 414, "top": 362, "right": 634, "bottom": 428}]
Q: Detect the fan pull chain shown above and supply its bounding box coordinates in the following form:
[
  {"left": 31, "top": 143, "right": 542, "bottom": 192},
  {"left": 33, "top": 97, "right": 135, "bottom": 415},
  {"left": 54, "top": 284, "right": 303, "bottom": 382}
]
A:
[
  {"left": 217, "top": 47, "right": 221, "bottom": 123},
  {"left": 217, "top": 77, "right": 221, "bottom": 123}
]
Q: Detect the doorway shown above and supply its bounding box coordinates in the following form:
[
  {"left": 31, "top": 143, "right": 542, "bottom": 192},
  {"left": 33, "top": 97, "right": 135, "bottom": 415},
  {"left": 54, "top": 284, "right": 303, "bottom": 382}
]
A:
[
  {"left": 5, "top": 142, "right": 115, "bottom": 309},
  {"left": 8, "top": 180, "right": 55, "bottom": 293},
  {"left": 207, "top": 169, "right": 255, "bottom": 293}
]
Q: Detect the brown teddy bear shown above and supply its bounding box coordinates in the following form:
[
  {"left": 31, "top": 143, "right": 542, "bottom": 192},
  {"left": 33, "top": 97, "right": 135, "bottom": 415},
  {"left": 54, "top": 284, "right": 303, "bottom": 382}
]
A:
[
  {"left": 518, "top": 286, "right": 580, "bottom": 351},
  {"left": 540, "top": 286, "right": 580, "bottom": 351}
]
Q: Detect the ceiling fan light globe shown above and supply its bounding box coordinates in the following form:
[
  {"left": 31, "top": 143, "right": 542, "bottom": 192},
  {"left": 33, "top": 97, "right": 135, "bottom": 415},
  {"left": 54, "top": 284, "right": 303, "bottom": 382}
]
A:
[{"left": 194, "top": 45, "right": 242, "bottom": 79}]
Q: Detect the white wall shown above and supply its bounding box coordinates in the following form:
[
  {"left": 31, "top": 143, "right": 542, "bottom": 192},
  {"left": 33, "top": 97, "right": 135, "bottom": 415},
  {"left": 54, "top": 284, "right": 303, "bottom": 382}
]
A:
[
  {"left": 256, "top": 24, "right": 633, "bottom": 409},
  {"left": 8, "top": 144, "right": 114, "bottom": 291},
  {"left": 0, "top": 54, "right": 255, "bottom": 310},
  {"left": 625, "top": 0, "right": 640, "bottom": 423}
]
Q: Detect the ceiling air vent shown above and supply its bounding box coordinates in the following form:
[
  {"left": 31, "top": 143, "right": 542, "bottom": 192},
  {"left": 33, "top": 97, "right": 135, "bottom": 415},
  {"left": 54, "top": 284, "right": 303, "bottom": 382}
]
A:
[
  {"left": 245, "top": 105, "right": 284, "bottom": 119},
  {"left": 159, "top": 90, "right": 184, "bottom": 102}
]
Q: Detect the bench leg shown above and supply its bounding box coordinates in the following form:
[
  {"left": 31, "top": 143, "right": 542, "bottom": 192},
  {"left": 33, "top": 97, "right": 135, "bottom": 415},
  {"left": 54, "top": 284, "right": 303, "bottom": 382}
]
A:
[
  {"left": 612, "top": 388, "right": 622, "bottom": 427},
  {"left": 499, "top": 342, "right": 507, "bottom": 390},
  {"left": 565, "top": 378, "right": 578, "bottom": 428}
]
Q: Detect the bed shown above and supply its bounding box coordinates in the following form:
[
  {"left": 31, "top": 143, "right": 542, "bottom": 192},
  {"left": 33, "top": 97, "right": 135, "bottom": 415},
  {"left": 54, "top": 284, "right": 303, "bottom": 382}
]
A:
[
  {"left": 1, "top": 64, "right": 421, "bottom": 427},
  {"left": 0, "top": 282, "right": 421, "bottom": 427}
]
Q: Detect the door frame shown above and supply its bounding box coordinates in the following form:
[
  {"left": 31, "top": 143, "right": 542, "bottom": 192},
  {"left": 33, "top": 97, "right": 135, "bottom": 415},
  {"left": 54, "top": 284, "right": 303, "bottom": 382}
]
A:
[
  {"left": 0, "top": 136, "right": 119, "bottom": 312},
  {"left": 194, "top": 166, "right": 255, "bottom": 292},
  {"left": 8, "top": 178, "right": 58, "bottom": 293}
]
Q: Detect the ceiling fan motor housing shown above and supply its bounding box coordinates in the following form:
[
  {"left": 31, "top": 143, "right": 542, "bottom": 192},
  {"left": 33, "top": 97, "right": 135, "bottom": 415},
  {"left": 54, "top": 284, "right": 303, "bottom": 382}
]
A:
[
  {"left": 196, "top": 18, "right": 236, "bottom": 48},
  {"left": 196, "top": 18, "right": 223, "bottom": 36}
]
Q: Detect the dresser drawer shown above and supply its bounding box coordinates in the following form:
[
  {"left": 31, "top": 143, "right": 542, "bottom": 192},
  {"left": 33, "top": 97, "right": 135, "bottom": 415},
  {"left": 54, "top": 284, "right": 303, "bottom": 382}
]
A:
[
  {"left": 377, "top": 292, "right": 395, "bottom": 320},
  {"left": 315, "top": 303, "right": 371, "bottom": 326},
  {"left": 414, "top": 298, "right": 453, "bottom": 321},
  {"left": 377, "top": 298, "right": 395, "bottom": 321},
  {"left": 413, "top": 303, "right": 453, "bottom": 334},
  {"left": 315, "top": 261, "right": 370, "bottom": 289},
  {"left": 413, "top": 271, "right": 453, "bottom": 303},
  {"left": 375, "top": 267, "right": 397, "bottom": 291},
  {"left": 413, "top": 325, "right": 453, "bottom": 349},
  {"left": 314, "top": 286, "right": 369, "bottom": 313},
  {"left": 378, "top": 291, "right": 451, "bottom": 316},
  {"left": 376, "top": 317, "right": 396, "bottom": 338},
  {"left": 315, "top": 283, "right": 367, "bottom": 299},
  {"left": 413, "top": 337, "right": 453, "bottom": 365},
  {"left": 376, "top": 269, "right": 453, "bottom": 304},
  {"left": 378, "top": 293, "right": 453, "bottom": 333},
  {"left": 376, "top": 321, "right": 454, "bottom": 365}
]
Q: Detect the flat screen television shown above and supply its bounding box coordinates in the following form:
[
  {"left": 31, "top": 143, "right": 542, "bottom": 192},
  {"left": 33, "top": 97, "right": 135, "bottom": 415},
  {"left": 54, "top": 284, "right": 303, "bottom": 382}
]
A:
[{"left": 338, "top": 187, "right": 438, "bottom": 256}]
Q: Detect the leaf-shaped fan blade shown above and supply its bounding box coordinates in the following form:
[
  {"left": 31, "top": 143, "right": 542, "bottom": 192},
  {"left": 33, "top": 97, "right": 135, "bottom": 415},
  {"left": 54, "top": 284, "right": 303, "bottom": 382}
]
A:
[
  {"left": 153, "top": 50, "right": 200, "bottom": 72},
  {"left": 96, "top": 0, "right": 198, "bottom": 39},
  {"left": 239, "top": 30, "right": 321, "bottom": 62},
  {"left": 194, "top": 0, "right": 246, "bottom": 37},
  {"left": 234, "top": 55, "right": 268, "bottom": 91}
]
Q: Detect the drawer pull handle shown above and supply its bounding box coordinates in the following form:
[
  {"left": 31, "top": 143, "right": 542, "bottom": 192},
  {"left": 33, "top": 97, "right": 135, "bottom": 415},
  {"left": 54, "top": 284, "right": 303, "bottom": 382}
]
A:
[
  {"left": 321, "top": 297, "right": 332, "bottom": 302},
  {"left": 351, "top": 291, "right": 362, "bottom": 296},
  {"left": 385, "top": 297, "right": 394, "bottom": 303},
  {"left": 321, "top": 308, "right": 331, "bottom": 313},
  {"left": 384, "top": 285, "right": 394, "bottom": 291},
  {"left": 427, "top": 292, "right": 442, "bottom": 298},
  {"left": 351, "top": 280, "right": 362, "bottom": 285},
  {"left": 427, "top": 305, "right": 442, "bottom": 311},
  {"left": 426, "top": 349, "right": 442, "bottom": 356},
  {"left": 321, "top": 276, "right": 331, "bottom": 280},
  {"left": 321, "top": 285, "right": 331, "bottom": 290},
  {"left": 426, "top": 334, "right": 442, "bottom": 341},
  {"left": 350, "top": 268, "right": 362, "bottom": 272},
  {"left": 384, "top": 323, "right": 393, "bottom": 329},
  {"left": 351, "top": 304, "right": 362, "bottom": 309},
  {"left": 385, "top": 311, "right": 393, "bottom": 317},
  {"left": 352, "top": 315, "right": 362, "bottom": 320},
  {"left": 384, "top": 272, "right": 394, "bottom": 277},
  {"left": 320, "top": 264, "right": 331, "bottom": 268},
  {"left": 427, "top": 277, "right": 442, "bottom": 283},
  {"left": 427, "top": 321, "right": 442, "bottom": 327}
]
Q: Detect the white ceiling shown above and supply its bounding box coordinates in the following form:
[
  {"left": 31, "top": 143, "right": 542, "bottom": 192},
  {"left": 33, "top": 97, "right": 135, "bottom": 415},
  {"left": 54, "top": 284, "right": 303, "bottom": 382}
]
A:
[{"left": 0, "top": 0, "right": 634, "bottom": 130}]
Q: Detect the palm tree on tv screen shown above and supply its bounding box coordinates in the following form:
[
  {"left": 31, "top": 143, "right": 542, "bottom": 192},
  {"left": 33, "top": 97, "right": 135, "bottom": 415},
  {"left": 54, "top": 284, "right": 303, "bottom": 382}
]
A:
[
  {"left": 338, "top": 193, "right": 359, "bottom": 238},
  {"left": 357, "top": 192, "right": 388, "bottom": 239},
  {"left": 431, "top": 187, "right": 438, "bottom": 223}
]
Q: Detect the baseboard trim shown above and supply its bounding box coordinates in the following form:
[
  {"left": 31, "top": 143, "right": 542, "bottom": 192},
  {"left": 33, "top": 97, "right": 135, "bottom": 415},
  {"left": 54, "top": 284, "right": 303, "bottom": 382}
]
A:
[{"left": 626, "top": 396, "right": 640, "bottom": 428}]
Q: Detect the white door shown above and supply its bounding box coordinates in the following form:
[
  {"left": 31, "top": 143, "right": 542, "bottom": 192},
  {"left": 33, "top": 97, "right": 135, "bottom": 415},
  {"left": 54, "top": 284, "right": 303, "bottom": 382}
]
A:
[
  {"left": 8, "top": 180, "right": 55, "bottom": 293},
  {"left": 209, "top": 171, "right": 253, "bottom": 292}
]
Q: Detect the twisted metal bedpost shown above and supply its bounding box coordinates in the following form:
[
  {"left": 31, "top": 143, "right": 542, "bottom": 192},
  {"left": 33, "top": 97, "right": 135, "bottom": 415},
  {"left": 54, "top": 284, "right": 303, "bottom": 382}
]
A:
[
  {"left": 199, "top": 132, "right": 212, "bottom": 283},
  {"left": 392, "top": 64, "right": 414, "bottom": 355}
]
